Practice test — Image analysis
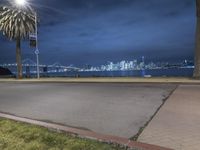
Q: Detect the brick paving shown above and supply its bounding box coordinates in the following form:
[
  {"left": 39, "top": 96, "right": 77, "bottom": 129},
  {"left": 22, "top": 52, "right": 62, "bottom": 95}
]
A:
[{"left": 138, "top": 85, "right": 200, "bottom": 150}]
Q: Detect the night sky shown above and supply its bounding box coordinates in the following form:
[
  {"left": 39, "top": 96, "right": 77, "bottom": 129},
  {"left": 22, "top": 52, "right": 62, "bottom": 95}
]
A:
[{"left": 0, "top": 0, "right": 197, "bottom": 67}]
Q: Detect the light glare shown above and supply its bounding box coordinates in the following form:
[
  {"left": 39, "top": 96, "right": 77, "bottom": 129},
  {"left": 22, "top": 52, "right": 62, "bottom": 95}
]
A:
[{"left": 15, "top": 0, "right": 26, "bottom": 6}]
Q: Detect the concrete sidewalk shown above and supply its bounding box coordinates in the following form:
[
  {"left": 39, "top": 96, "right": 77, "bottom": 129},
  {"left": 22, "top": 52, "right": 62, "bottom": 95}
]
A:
[
  {"left": 138, "top": 85, "right": 200, "bottom": 150},
  {"left": 0, "top": 77, "right": 200, "bottom": 84}
]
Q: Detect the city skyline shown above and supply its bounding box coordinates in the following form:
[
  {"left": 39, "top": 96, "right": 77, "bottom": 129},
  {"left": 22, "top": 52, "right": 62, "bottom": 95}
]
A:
[{"left": 0, "top": 57, "right": 194, "bottom": 75}]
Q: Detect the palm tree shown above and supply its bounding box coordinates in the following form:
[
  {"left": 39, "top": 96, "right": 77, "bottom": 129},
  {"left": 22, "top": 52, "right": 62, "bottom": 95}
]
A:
[
  {"left": 0, "top": 6, "right": 35, "bottom": 79},
  {"left": 194, "top": 0, "right": 200, "bottom": 78}
]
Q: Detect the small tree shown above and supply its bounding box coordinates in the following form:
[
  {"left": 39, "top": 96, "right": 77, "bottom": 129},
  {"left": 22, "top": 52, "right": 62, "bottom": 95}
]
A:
[{"left": 0, "top": 6, "right": 35, "bottom": 79}]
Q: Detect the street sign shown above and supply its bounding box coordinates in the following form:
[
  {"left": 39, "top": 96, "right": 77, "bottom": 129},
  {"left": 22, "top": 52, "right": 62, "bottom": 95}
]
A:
[
  {"left": 35, "top": 49, "right": 39, "bottom": 55},
  {"left": 29, "top": 33, "right": 37, "bottom": 48}
]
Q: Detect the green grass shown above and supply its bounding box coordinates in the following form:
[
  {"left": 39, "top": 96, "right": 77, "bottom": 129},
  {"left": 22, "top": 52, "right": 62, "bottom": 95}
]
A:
[{"left": 0, "top": 118, "right": 127, "bottom": 150}]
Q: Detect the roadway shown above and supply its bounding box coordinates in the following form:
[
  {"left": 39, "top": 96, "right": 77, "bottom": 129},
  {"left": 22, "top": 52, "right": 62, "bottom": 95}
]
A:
[{"left": 0, "top": 82, "right": 176, "bottom": 138}]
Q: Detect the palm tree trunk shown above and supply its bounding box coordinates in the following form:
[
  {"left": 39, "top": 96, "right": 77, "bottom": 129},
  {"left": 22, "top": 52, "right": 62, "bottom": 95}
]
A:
[
  {"left": 16, "top": 37, "right": 23, "bottom": 79},
  {"left": 194, "top": 0, "right": 200, "bottom": 78}
]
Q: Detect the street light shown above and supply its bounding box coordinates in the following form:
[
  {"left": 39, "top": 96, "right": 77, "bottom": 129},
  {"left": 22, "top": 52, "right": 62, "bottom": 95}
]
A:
[{"left": 14, "top": 0, "right": 40, "bottom": 79}]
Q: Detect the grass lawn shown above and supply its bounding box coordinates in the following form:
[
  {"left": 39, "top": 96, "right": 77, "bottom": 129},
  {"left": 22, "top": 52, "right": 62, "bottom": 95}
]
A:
[{"left": 0, "top": 118, "right": 128, "bottom": 150}]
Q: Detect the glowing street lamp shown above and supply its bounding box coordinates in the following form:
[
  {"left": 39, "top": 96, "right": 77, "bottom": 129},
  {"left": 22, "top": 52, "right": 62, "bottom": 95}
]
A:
[
  {"left": 15, "top": 0, "right": 26, "bottom": 6},
  {"left": 15, "top": 0, "right": 40, "bottom": 79}
]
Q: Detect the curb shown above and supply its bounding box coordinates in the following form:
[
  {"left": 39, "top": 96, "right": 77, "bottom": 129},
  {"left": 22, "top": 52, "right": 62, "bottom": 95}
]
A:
[
  {"left": 0, "top": 78, "right": 200, "bottom": 85},
  {"left": 0, "top": 112, "right": 173, "bottom": 150}
]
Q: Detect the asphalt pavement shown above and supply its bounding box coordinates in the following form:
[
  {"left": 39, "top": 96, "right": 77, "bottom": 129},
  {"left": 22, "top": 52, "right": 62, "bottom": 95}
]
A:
[{"left": 0, "top": 82, "right": 176, "bottom": 138}]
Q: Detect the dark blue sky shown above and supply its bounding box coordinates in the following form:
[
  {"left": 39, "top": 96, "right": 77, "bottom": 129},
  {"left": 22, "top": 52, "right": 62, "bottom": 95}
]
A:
[{"left": 0, "top": 0, "right": 196, "bottom": 66}]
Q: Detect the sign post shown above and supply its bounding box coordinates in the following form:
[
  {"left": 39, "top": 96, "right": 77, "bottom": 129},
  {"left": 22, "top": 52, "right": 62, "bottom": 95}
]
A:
[{"left": 29, "top": 12, "right": 40, "bottom": 79}]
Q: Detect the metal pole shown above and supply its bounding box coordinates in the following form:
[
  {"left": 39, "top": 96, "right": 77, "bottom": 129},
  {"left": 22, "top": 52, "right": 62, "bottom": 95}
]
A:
[
  {"left": 36, "top": 51, "right": 39, "bottom": 78},
  {"left": 35, "top": 11, "right": 40, "bottom": 79}
]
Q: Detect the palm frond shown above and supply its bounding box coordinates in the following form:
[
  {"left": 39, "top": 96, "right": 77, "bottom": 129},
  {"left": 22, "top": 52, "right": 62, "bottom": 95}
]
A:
[{"left": 0, "top": 6, "right": 36, "bottom": 40}]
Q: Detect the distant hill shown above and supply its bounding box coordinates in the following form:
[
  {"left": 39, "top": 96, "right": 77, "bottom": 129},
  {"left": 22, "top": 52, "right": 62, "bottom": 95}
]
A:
[{"left": 0, "top": 67, "right": 12, "bottom": 76}]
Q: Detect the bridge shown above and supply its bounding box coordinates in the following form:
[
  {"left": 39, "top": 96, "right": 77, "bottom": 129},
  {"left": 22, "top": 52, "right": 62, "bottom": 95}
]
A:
[{"left": 0, "top": 59, "right": 80, "bottom": 75}]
